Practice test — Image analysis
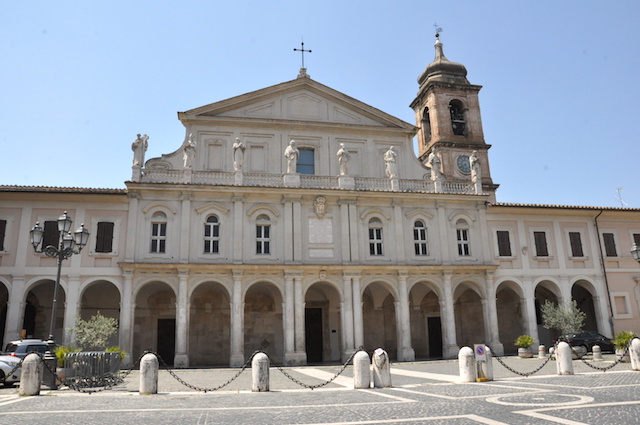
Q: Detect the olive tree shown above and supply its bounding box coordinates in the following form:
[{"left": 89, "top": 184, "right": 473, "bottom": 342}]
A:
[
  {"left": 73, "top": 312, "right": 119, "bottom": 351},
  {"left": 541, "top": 300, "right": 586, "bottom": 335}
]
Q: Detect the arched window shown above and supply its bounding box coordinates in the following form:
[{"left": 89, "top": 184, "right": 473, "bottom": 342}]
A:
[
  {"left": 203, "top": 215, "right": 220, "bottom": 254},
  {"left": 150, "top": 211, "right": 167, "bottom": 253},
  {"left": 256, "top": 214, "right": 271, "bottom": 255},
  {"left": 298, "top": 148, "right": 315, "bottom": 175},
  {"left": 368, "top": 218, "right": 383, "bottom": 256},
  {"left": 422, "top": 107, "right": 431, "bottom": 137},
  {"left": 413, "top": 220, "right": 428, "bottom": 256},
  {"left": 456, "top": 219, "right": 470, "bottom": 256},
  {"left": 449, "top": 100, "right": 466, "bottom": 136}
]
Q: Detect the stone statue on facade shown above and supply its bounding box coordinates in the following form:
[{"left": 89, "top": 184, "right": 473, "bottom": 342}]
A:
[
  {"left": 337, "top": 143, "right": 351, "bottom": 176},
  {"left": 384, "top": 146, "right": 398, "bottom": 179},
  {"left": 470, "top": 150, "right": 480, "bottom": 183},
  {"left": 284, "top": 140, "right": 299, "bottom": 174},
  {"left": 426, "top": 149, "right": 443, "bottom": 182},
  {"left": 131, "top": 133, "right": 149, "bottom": 167},
  {"left": 232, "top": 138, "right": 246, "bottom": 171},
  {"left": 183, "top": 134, "right": 197, "bottom": 169}
]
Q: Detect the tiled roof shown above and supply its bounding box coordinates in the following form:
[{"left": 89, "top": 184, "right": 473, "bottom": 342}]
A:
[
  {"left": 490, "top": 202, "right": 640, "bottom": 212},
  {"left": 0, "top": 185, "right": 127, "bottom": 195}
]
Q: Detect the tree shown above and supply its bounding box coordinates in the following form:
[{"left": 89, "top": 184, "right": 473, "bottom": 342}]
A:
[
  {"left": 541, "top": 300, "right": 586, "bottom": 335},
  {"left": 73, "top": 312, "right": 119, "bottom": 351}
]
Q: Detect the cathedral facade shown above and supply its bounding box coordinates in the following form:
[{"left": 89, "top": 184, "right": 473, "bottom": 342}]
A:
[{"left": 1, "top": 38, "right": 639, "bottom": 366}]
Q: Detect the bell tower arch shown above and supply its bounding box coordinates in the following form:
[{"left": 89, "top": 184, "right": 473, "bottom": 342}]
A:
[{"left": 410, "top": 34, "right": 498, "bottom": 196}]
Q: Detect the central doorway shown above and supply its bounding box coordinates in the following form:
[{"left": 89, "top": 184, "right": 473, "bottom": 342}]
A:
[{"left": 305, "top": 308, "right": 323, "bottom": 363}]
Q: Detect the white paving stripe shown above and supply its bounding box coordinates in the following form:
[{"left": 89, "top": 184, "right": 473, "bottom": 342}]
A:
[
  {"left": 517, "top": 400, "right": 640, "bottom": 424},
  {"left": 291, "top": 368, "right": 354, "bottom": 388},
  {"left": 303, "top": 413, "right": 510, "bottom": 425},
  {"left": 0, "top": 396, "right": 27, "bottom": 407},
  {"left": 390, "top": 367, "right": 460, "bottom": 383}
]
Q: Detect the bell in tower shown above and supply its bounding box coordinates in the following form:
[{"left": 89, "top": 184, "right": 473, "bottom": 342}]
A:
[{"left": 410, "top": 33, "right": 498, "bottom": 197}]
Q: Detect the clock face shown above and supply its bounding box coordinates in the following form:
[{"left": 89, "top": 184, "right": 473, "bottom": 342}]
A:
[{"left": 457, "top": 155, "right": 471, "bottom": 174}]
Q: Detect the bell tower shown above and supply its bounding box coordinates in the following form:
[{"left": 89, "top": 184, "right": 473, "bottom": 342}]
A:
[{"left": 410, "top": 34, "right": 497, "bottom": 195}]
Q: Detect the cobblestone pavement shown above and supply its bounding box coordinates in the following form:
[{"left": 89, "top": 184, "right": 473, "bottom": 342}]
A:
[{"left": 1, "top": 354, "right": 639, "bottom": 424}]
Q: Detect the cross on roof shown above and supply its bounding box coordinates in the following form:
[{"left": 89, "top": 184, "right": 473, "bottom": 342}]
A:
[{"left": 293, "top": 41, "right": 312, "bottom": 68}]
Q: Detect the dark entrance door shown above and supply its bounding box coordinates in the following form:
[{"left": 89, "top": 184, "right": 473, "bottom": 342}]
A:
[
  {"left": 305, "top": 308, "right": 323, "bottom": 363},
  {"left": 157, "top": 318, "right": 176, "bottom": 366},
  {"left": 427, "top": 316, "right": 443, "bottom": 358}
]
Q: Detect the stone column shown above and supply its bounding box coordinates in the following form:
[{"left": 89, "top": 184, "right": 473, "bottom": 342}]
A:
[
  {"left": 282, "top": 198, "right": 294, "bottom": 263},
  {"left": 435, "top": 202, "right": 449, "bottom": 262},
  {"left": 179, "top": 194, "right": 192, "bottom": 263},
  {"left": 348, "top": 202, "right": 360, "bottom": 262},
  {"left": 342, "top": 274, "right": 355, "bottom": 361},
  {"left": 124, "top": 193, "right": 140, "bottom": 262},
  {"left": 484, "top": 272, "right": 504, "bottom": 355},
  {"left": 232, "top": 196, "right": 244, "bottom": 264},
  {"left": 119, "top": 271, "right": 134, "bottom": 365},
  {"left": 62, "top": 276, "right": 81, "bottom": 346},
  {"left": 174, "top": 270, "right": 189, "bottom": 368},
  {"left": 522, "top": 277, "right": 540, "bottom": 344},
  {"left": 283, "top": 275, "right": 296, "bottom": 364},
  {"left": 441, "top": 272, "right": 458, "bottom": 358},
  {"left": 338, "top": 201, "right": 351, "bottom": 262},
  {"left": 352, "top": 274, "right": 364, "bottom": 349},
  {"left": 392, "top": 202, "right": 405, "bottom": 263},
  {"left": 230, "top": 270, "right": 244, "bottom": 366},
  {"left": 4, "top": 275, "right": 25, "bottom": 343},
  {"left": 292, "top": 199, "right": 302, "bottom": 263},
  {"left": 293, "top": 274, "right": 306, "bottom": 364},
  {"left": 559, "top": 276, "right": 571, "bottom": 306},
  {"left": 397, "top": 272, "right": 415, "bottom": 361}
]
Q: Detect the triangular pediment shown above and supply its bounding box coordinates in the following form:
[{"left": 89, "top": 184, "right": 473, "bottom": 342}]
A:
[{"left": 179, "top": 77, "right": 414, "bottom": 130}]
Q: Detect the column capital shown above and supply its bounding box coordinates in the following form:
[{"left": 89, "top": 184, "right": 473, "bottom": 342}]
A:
[
  {"left": 232, "top": 195, "right": 245, "bottom": 203},
  {"left": 337, "top": 199, "right": 358, "bottom": 206}
]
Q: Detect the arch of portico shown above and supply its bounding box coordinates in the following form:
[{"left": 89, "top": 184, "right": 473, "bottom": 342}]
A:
[
  {"left": 77, "top": 278, "right": 122, "bottom": 348},
  {"left": 361, "top": 280, "right": 398, "bottom": 359},
  {"left": 304, "top": 281, "right": 342, "bottom": 363},
  {"left": 495, "top": 280, "right": 526, "bottom": 354},
  {"left": 243, "top": 280, "right": 283, "bottom": 364},
  {"left": 534, "top": 279, "right": 561, "bottom": 345},
  {"left": 453, "top": 280, "right": 486, "bottom": 349},
  {"left": 408, "top": 279, "right": 444, "bottom": 359},
  {"left": 133, "top": 280, "right": 176, "bottom": 365},
  {"left": 571, "top": 278, "right": 604, "bottom": 335},
  {"left": 22, "top": 277, "right": 67, "bottom": 342},
  {"left": 189, "top": 280, "right": 231, "bottom": 366},
  {"left": 0, "top": 278, "right": 9, "bottom": 346}
]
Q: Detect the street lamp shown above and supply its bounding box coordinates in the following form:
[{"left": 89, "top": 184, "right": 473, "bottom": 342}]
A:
[
  {"left": 29, "top": 212, "right": 89, "bottom": 343},
  {"left": 631, "top": 244, "right": 640, "bottom": 264}
]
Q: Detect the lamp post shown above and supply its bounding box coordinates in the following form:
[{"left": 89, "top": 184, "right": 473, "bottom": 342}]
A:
[
  {"left": 631, "top": 244, "right": 640, "bottom": 264},
  {"left": 29, "top": 212, "right": 88, "bottom": 388}
]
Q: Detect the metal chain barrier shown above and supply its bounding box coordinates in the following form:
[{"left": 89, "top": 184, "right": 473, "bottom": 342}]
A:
[
  {"left": 273, "top": 347, "right": 363, "bottom": 390},
  {"left": 486, "top": 345, "right": 553, "bottom": 377},
  {"left": 0, "top": 356, "right": 25, "bottom": 386},
  {"left": 153, "top": 350, "right": 257, "bottom": 393},
  {"left": 572, "top": 343, "right": 631, "bottom": 372}
]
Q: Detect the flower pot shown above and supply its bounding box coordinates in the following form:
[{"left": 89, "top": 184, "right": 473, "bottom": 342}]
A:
[{"left": 518, "top": 347, "right": 533, "bottom": 358}]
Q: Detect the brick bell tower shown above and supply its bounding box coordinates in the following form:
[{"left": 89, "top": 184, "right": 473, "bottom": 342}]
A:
[{"left": 410, "top": 33, "right": 498, "bottom": 197}]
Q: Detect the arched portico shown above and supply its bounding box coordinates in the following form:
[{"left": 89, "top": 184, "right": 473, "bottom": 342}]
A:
[
  {"left": 409, "top": 281, "right": 443, "bottom": 359},
  {"left": 572, "top": 279, "right": 600, "bottom": 334},
  {"left": 454, "top": 281, "right": 485, "bottom": 348},
  {"left": 244, "top": 281, "right": 283, "bottom": 363},
  {"left": 189, "top": 281, "right": 230, "bottom": 366},
  {"left": 304, "top": 281, "right": 342, "bottom": 363},
  {"left": 133, "top": 281, "right": 176, "bottom": 365},
  {"left": 23, "top": 279, "right": 66, "bottom": 342},
  {"left": 534, "top": 280, "right": 561, "bottom": 345},
  {"left": 362, "top": 281, "right": 397, "bottom": 359},
  {"left": 78, "top": 279, "right": 121, "bottom": 348},
  {"left": 496, "top": 281, "right": 525, "bottom": 355}
]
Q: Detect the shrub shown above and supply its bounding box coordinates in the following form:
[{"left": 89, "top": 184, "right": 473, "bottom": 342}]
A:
[
  {"left": 612, "top": 331, "right": 637, "bottom": 350},
  {"left": 53, "top": 345, "right": 81, "bottom": 367},
  {"left": 514, "top": 335, "right": 534, "bottom": 348}
]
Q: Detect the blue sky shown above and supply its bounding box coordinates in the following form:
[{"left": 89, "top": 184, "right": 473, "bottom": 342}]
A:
[{"left": 1, "top": 1, "right": 638, "bottom": 208}]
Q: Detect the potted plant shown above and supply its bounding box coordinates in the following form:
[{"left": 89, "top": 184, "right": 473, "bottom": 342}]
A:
[
  {"left": 612, "top": 331, "right": 636, "bottom": 362},
  {"left": 515, "top": 335, "right": 535, "bottom": 358},
  {"left": 54, "top": 345, "right": 80, "bottom": 380}
]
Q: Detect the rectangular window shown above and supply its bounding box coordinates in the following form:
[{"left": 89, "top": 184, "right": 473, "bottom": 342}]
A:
[
  {"left": 603, "top": 233, "right": 617, "bottom": 257},
  {"left": 150, "top": 222, "right": 166, "bottom": 253},
  {"left": 413, "top": 225, "right": 428, "bottom": 256},
  {"left": 496, "top": 230, "right": 512, "bottom": 257},
  {"left": 204, "top": 218, "right": 220, "bottom": 254},
  {"left": 457, "top": 229, "right": 470, "bottom": 256},
  {"left": 533, "top": 231, "right": 548, "bottom": 257},
  {"left": 256, "top": 224, "right": 270, "bottom": 254},
  {"left": 369, "top": 228, "right": 383, "bottom": 256},
  {"left": 633, "top": 233, "right": 640, "bottom": 246},
  {"left": 95, "top": 222, "right": 114, "bottom": 253},
  {"left": 42, "top": 221, "right": 59, "bottom": 249},
  {"left": 0, "top": 219, "right": 6, "bottom": 251},
  {"left": 297, "top": 148, "right": 315, "bottom": 175},
  {"left": 568, "top": 232, "right": 584, "bottom": 257}
]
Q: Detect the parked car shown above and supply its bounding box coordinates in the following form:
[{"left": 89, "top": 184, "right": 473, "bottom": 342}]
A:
[
  {"left": 0, "top": 356, "right": 21, "bottom": 386},
  {"left": 3, "top": 339, "right": 49, "bottom": 358},
  {"left": 554, "top": 331, "right": 614, "bottom": 352}
]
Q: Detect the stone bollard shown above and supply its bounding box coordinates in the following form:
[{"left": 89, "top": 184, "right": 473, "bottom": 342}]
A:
[
  {"left": 630, "top": 338, "right": 640, "bottom": 371},
  {"left": 592, "top": 345, "right": 603, "bottom": 362},
  {"left": 555, "top": 341, "right": 574, "bottom": 375},
  {"left": 372, "top": 348, "right": 391, "bottom": 388},
  {"left": 353, "top": 351, "right": 371, "bottom": 389},
  {"left": 139, "top": 353, "right": 159, "bottom": 395},
  {"left": 251, "top": 352, "right": 269, "bottom": 392},
  {"left": 538, "top": 345, "right": 546, "bottom": 358},
  {"left": 458, "top": 347, "right": 476, "bottom": 382},
  {"left": 19, "top": 353, "right": 43, "bottom": 396}
]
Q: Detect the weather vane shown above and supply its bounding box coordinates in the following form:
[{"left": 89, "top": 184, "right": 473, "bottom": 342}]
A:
[
  {"left": 434, "top": 23, "right": 443, "bottom": 38},
  {"left": 293, "top": 40, "right": 312, "bottom": 68}
]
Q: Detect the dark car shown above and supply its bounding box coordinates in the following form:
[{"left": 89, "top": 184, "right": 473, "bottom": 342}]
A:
[
  {"left": 3, "top": 339, "right": 49, "bottom": 358},
  {"left": 554, "top": 331, "right": 614, "bottom": 352}
]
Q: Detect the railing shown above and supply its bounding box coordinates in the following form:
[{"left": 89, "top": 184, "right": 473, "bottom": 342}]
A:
[
  {"left": 64, "top": 351, "right": 122, "bottom": 378},
  {"left": 140, "top": 169, "right": 478, "bottom": 194}
]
